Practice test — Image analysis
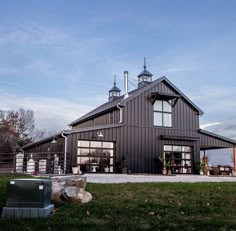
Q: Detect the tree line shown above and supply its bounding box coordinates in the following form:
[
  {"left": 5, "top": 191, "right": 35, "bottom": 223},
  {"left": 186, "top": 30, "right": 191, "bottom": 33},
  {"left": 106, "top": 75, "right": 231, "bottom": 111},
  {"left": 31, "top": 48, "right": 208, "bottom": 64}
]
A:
[{"left": 0, "top": 108, "right": 54, "bottom": 153}]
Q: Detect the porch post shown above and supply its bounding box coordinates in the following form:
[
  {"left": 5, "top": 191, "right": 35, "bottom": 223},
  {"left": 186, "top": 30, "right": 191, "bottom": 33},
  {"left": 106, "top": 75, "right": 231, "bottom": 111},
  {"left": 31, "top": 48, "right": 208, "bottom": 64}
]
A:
[{"left": 233, "top": 147, "right": 236, "bottom": 172}]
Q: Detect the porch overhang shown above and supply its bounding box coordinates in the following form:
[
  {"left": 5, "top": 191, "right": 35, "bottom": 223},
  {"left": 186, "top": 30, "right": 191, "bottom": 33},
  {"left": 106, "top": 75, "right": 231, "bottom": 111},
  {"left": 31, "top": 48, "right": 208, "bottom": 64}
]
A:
[
  {"left": 199, "top": 129, "right": 236, "bottom": 150},
  {"left": 149, "top": 92, "right": 181, "bottom": 106},
  {"left": 160, "top": 135, "right": 199, "bottom": 141}
]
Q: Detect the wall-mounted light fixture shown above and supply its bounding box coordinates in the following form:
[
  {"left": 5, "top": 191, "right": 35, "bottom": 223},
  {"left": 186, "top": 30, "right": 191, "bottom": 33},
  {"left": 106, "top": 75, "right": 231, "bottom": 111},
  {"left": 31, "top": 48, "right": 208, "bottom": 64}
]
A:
[
  {"left": 51, "top": 137, "right": 57, "bottom": 144},
  {"left": 97, "top": 131, "right": 104, "bottom": 138}
]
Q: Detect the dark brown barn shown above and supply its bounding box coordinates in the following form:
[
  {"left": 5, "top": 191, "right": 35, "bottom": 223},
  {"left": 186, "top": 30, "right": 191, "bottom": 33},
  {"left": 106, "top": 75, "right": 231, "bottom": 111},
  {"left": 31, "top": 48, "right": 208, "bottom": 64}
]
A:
[{"left": 23, "top": 63, "right": 236, "bottom": 174}]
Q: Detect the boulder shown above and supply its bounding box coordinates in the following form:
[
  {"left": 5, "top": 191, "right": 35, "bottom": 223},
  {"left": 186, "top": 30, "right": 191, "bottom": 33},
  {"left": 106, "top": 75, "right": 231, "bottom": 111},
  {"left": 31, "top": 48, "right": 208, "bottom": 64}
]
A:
[{"left": 51, "top": 176, "right": 92, "bottom": 204}]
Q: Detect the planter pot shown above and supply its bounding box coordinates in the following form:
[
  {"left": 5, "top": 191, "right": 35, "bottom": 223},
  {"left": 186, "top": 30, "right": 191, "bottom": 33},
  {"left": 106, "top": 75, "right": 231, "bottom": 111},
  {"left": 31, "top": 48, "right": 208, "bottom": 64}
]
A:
[
  {"left": 72, "top": 166, "right": 79, "bottom": 174},
  {"left": 122, "top": 167, "right": 128, "bottom": 174},
  {"left": 104, "top": 167, "right": 109, "bottom": 173},
  {"left": 162, "top": 167, "right": 167, "bottom": 175},
  {"left": 199, "top": 170, "right": 203, "bottom": 175},
  {"left": 203, "top": 166, "right": 208, "bottom": 175}
]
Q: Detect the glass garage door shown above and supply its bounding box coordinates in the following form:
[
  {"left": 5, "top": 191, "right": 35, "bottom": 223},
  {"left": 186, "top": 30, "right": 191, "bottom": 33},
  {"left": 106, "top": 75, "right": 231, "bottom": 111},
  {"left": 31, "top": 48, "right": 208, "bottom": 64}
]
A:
[
  {"left": 164, "top": 145, "right": 192, "bottom": 174},
  {"left": 77, "top": 140, "right": 114, "bottom": 173}
]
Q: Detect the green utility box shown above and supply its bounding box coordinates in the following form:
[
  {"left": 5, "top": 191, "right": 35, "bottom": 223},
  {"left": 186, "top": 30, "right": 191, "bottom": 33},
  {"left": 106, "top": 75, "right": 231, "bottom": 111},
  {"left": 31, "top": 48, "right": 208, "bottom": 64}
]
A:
[
  {"left": 2, "top": 178, "right": 54, "bottom": 218},
  {"left": 6, "top": 178, "right": 52, "bottom": 208}
]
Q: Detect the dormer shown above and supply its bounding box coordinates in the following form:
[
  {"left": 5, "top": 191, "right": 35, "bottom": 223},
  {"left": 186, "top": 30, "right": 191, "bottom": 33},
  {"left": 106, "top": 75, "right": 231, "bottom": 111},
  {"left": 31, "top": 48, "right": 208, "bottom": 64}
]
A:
[
  {"left": 108, "top": 76, "right": 121, "bottom": 102},
  {"left": 137, "top": 57, "right": 153, "bottom": 88}
]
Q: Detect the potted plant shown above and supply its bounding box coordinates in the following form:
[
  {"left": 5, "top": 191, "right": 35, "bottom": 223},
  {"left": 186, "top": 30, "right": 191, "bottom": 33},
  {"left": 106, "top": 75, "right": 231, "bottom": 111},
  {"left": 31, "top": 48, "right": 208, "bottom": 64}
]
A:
[
  {"left": 195, "top": 161, "right": 205, "bottom": 175},
  {"left": 71, "top": 163, "right": 79, "bottom": 174},
  {"left": 159, "top": 152, "right": 168, "bottom": 175},
  {"left": 166, "top": 160, "right": 171, "bottom": 175}
]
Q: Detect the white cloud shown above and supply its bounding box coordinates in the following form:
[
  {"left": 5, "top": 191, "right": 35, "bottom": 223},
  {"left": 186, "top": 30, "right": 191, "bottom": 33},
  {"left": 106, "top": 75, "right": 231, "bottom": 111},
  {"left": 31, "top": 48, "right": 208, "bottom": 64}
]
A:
[
  {"left": 200, "top": 122, "right": 223, "bottom": 129},
  {"left": 0, "top": 89, "right": 93, "bottom": 130},
  {"left": 159, "top": 67, "right": 192, "bottom": 74}
]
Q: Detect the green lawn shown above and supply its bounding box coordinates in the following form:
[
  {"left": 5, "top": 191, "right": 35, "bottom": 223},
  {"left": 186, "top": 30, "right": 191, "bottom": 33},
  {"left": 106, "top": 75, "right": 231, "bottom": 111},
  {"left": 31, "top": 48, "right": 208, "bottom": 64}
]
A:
[{"left": 0, "top": 175, "right": 236, "bottom": 231}]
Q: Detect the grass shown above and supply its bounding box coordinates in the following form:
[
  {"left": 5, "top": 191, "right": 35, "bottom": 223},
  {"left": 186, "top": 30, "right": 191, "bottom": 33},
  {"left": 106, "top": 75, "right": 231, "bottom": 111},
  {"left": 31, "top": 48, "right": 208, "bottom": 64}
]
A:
[{"left": 0, "top": 175, "right": 235, "bottom": 230}]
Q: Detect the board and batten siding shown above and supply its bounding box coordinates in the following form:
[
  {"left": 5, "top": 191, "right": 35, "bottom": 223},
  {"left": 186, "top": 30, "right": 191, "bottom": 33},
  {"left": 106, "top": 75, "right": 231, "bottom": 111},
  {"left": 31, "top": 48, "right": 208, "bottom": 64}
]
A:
[
  {"left": 124, "top": 81, "right": 200, "bottom": 131},
  {"left": 119, "top": 80, "right": 201, "bottom": 173},
  {"left": 199, "top": 133, "right": 235, "bottom": 149},
  {"left": 24, "top": 138, "right": 64, "bottom": 153},
  {"left": 68, "top": 80, "right": 202, "bottom": 173},
  {"left": 73, "top": 109, "right": 120, "bottom": 129}
]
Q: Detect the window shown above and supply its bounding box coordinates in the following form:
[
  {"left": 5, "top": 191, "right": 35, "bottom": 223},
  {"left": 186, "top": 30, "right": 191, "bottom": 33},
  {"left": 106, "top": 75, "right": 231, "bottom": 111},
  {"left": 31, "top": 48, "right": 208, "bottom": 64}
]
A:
[
  {"left": 154, "top": 100, "right": 172, "bottom": 127},
  {"left": 109, "top": 91, "right": 120, "bottom": 97},
  {"left": 138, "top": 76, "right": 152, "bottom": 83}
]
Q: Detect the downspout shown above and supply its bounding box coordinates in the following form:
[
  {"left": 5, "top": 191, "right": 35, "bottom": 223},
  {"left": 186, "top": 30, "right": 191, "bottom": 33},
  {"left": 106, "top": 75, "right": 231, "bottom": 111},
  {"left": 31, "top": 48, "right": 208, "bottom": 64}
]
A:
[
  {"left": 61, "top": 132, "right": 67, "bottom": 174},
  {"left": 233, "top": 147, "right": 236, "bottom": 173},
  {"left": 117, "top": 103, "right": 122, "bottom": 123}
]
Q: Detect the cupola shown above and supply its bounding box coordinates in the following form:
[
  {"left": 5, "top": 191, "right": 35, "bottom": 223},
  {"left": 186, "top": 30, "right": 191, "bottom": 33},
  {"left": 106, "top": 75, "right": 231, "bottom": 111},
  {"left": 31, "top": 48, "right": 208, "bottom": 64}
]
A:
[
  {"left": 108, "top": 75, "right": 121, "bottom": 102},
  {"left": 137, "top": 57, "right": 153, "bottom": 88}
]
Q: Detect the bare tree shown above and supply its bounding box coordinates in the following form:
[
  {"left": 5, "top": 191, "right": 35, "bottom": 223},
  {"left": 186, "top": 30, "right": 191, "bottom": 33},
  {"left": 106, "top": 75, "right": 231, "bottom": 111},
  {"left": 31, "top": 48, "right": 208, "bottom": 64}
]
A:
[
  {"left": 31, "top": 128, "right": 59, "bottom": 142},
  {"left": 0, "top": 108, "right": 35, "bottom": 151}
]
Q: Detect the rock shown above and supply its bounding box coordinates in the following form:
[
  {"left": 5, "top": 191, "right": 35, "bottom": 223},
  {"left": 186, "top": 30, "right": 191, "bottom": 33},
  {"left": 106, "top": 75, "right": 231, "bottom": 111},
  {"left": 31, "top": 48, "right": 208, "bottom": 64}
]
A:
[
  {"left": 80, "top": 191, "right": 93, "bottom": 204},
  {"left": 51, "top": 176, "right": 92, "bottom": 204}
]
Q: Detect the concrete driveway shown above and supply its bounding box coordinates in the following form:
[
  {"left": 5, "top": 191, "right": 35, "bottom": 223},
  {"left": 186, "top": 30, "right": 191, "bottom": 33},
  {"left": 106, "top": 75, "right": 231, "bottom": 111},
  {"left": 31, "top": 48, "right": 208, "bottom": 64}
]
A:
[{"left": 84, "top": 173, "right": 236, "bottom": 183}]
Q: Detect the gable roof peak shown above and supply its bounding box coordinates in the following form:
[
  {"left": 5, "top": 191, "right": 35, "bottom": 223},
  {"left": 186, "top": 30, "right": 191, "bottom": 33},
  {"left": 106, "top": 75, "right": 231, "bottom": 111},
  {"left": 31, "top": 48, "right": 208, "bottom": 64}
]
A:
[{"left": 69, "top": 75, "right": 204, "bottom": 127}]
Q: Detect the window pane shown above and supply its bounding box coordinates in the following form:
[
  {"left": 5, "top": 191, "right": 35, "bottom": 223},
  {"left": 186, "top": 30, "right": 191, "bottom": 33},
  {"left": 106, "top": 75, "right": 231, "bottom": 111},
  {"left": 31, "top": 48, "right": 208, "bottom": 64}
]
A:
[
  {"left": 90, "top": 149, "right": 102, "bottom": 156},
  {"left": 90, "top": 157, "right": 100, "bottom": 164},
  {"left": 165, "top": 152, "right": 172, "bottom": 160},
  {"left": 164, "top": 145, "right": 172, "bottom": 151},
  {"left": 79, "top": 156, "right": 90, "bottom": 165},
  {"left": 110, "top": 158, "right": 113, "bottom": 165},
  {"left": 90, "top": 141, "right": 102, "bottom": 148},
  {"left": 173, "top": 152, "right": 182, "bottom": 158},
  {"left": 154, "top": 100, "right": 162, "bottom": 111},
  {"left": 182, "top": 146, "right": 191, "bottom": 152},
  {"left": 163, "top": 101, "right": 171, "bottom": 112},
  {"left": 78, "top": 148, "right": 90, "bottom": 155},
  {"left": 103, "top": 142, "right": 114, "bottom": 149},
  {"left": 182, "top": 153, "right": 191, "bottom": 159},
  {"left": 154, "top": 112, "right": 162, "bottom": 126},
  {"left": 103, "top": 150, "right": 113, "bottom": 157},
  {"left": 163, "top": 113, "right": 172, "bottom": 127},
  {"left": 173, "top": 146, "right": 181, "bottom": 152},
  {"left": 185, "top": 160, "right": 192, "bottom": 167},
  {"left": 78, "top": 140, "right": 89, "bottom": 147}
]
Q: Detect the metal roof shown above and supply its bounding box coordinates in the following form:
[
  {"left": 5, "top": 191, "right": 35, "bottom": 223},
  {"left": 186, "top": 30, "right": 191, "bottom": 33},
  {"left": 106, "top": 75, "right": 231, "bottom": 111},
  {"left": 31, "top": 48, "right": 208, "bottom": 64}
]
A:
[
  {"left": 199, "top": 129, "right": 236, "bottom": 145},
  {"left": 23, "top": 132, "right": 62, "bottom": 149},
  {"left": 109, "top": 85, "right": 121, "bottom": 92},
  {"left": 69, "top": 76, "right": 204, "bottom": 126},
  {"left": 137, "top": 69, "right": 153, "bottom": 77}
]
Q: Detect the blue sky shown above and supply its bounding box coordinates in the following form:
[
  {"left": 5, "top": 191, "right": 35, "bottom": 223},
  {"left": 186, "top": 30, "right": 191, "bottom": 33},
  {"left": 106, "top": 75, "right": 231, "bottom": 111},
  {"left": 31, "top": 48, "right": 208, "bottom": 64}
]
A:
[{"left": 0, "top": 0, "right": 236, "bottom": 164}]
